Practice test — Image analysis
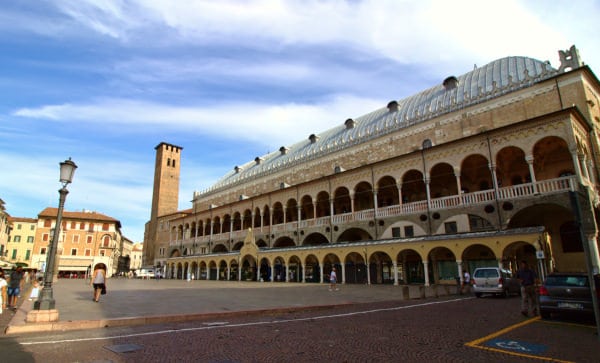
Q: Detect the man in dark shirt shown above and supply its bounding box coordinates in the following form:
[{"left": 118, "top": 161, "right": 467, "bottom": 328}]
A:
[
  {"left": 7, "top": 266, "right": 24, "bottom": 309},
  {"left": 516, "top": 260, "right": 538, "bottom": 317}
]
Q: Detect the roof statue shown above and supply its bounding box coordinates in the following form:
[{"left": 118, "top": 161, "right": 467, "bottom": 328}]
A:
[
  {"left": 244, "top": 228, "right": 255, "bottom": 246},
  {"left": 558, "top": 45, "right": 582, "bottom": 73}
]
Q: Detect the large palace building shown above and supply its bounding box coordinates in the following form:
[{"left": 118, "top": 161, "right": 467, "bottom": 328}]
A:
[{"left": 143, "top": 45, "right": 600, "bottom": 289}]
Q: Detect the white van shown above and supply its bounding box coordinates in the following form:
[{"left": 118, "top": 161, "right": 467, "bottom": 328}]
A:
[{"left": 472, "top": 267, "right": 521, "bottom": 298}]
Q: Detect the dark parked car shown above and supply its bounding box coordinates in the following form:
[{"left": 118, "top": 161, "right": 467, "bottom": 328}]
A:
[{"left": 539, "top": 272, "right": 600, "bottom": 321}]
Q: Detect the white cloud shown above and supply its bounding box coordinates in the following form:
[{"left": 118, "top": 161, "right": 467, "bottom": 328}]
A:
[
  {"left": 49, "top": 0, "right": 598, "bottom": 69},
  {"left": 13, "top": 95, "right": 385, "bottom": 146}
]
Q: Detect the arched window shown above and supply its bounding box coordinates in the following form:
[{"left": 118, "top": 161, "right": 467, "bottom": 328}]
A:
[{"left": 103, "top": 235, "right": 111, "bottom": 248}]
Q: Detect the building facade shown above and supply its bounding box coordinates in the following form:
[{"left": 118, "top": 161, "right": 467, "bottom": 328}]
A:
[
  {"left": 5, "top": 217, "right": 37, "bottom": 267},
  {"left": 0, "top": 198, "right": 10, "bottom": 264},
  {"left": 144, "top": 45, "right": 600, "bottom": 287},
  {"left": 32, "top": 208, "right": 124, "bottom": 277},
  {"left": 130, "top": 242, "right": 144, "bottom": 273}
]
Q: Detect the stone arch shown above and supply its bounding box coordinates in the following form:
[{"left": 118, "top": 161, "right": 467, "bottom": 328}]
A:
[
  {"left": 316, "top": 191, "right": 331, "bottom": 217},
  {"left": 344, "top": 252, "right": 367, "bottom": 284},
  {"left": 263, "top": 205, "right": 271, "bottom": 226},
  {"left": 222, "top": 214, "right": 231, "bottom": 233},
  {"left": 286, "top": 198, "right": 298, "bottom": 222},
  {"left": 256, "top": 238, "right": 268, "bottom": 247},
  {"left": 232, "top": 211, "right": 242, "bottom": 231},
  {"left": 354, "top": 181, "right": 374, "bottom": 211},
  {"left": 533, "top": 136, "right": 574, "bottom": 180},
  {"left": 496, "top": 146, "right": 529, "bottom": 186},
  {"left": 273, "top": 236, "right": 295, "bottom": 248},
  {"left": 204, "top": 218, "right": 211, "bottom": 235},
  {"left": 243, "top": 209, "right": 252, "bottom": 229},
  {"left": 300, "top": 194, "right": 314, "bottom": 220},
  {"left": 273, "top": 256, "right": 286, "bottom": 282},
  {"left": 258, "top": 257, "right": 270, "bottom": 281},
  {"left": 176, "top": 262, "right": 184, "bottom": 279},
  {"left": 303, "top": 232, "right": 329, "bottom": 246},
  {"left": 253, "top": 207, "right": 261, "bottom": 228},
  {"left": 337, "top": 227, "right": 372, "bottom": 242},
  {"left": 430, "top": 162, "right": 458, "bottom": 198},
  {"left": 323, "top": 253, "right": 342, "bottom": 283},
  {"left": 460, "top": 154, "right": 492, "bottom": 193},
  {"left": 428, "top": 246, "right": 457, "bottom": 284},
  {"left": 507, "top": 203, "right": 580, "bottom": 272},
  {"left": 218, "top": 260, "right": 228, "bottom": 280},
  {"left": 304, "top": 254, "right": 321, "bottom": 283},
  {"left": 369, "top": 251, "right": 393, "bottom": 284},
  {"left": 333, "top": 186, "right": 351, "bottom": 214},
  {"left": 231, "top": 241, "right": 244, "bottom": 251},
  {"left": 397, "top": 249, "right": 424, "bottom": 284},
  {"left": 213, "top": 216, "right": 222, "bottom": 234},
  {"left": 401, "top": 169, "right": 426, "bottom": 203},
  {"left": 377, "top": 175, "right": 399, "bottom": 207},
  {"left": 240, "top": 254, "right": 257, "bottom": 281},
  {"left": 272, "top": 202, "right": 284, "bottom": 224},
  {"left": 502, "top": 241, "right": 538, "bottom": 273},
  {"left": 288, "top": 255, "right": 302, "bottom": 282},
  {"left": 462, "top": 244, "right": 497, "bottom": 274},
  {"left": 213, "top": 243, "right": 228, "bottom": 253}
]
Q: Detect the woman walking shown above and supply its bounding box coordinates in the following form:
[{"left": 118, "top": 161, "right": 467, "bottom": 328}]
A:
[{"left": 90, "top": 263, "right": 107, "bottom": 302}]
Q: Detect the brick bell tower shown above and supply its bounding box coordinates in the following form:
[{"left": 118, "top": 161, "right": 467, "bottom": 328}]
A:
[{"left": 144, "top": 142, "right": 183, "bottom": 266}]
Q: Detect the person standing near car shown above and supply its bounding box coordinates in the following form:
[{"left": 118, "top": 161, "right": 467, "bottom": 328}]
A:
[
  {"left": 516, "top": 260, "right": 538, "bottom": 317},
  {"left": 461, "top": 269, "right": 471, "bottom": 294}
]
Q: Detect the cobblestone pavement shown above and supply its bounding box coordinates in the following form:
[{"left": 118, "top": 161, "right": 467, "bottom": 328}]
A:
[{"left": 1, "top": 279, "right": 599, "bottom": 362}]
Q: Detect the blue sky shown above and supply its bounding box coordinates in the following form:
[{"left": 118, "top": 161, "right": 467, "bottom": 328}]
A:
[{"left": 1, "top": 0, "right": 599, "bottom": 243}]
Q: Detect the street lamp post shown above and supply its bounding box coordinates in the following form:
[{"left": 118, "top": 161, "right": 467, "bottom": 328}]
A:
[{"left": 34, "top": 158, "right": 77, "bottom": 311}]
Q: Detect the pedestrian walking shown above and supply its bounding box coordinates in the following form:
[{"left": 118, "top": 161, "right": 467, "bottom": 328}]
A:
[
  {"left": 329, "top": 267, "right": 339, "bottom": 291},
  {"left": 7, "top": 266, "right": 25, "bottom": 309},
  {"left": 90, "top": 263, "right": 107, "bottom": 303},
  {"left": 0, "top": 270, "right": 7, "bottom": 313},
  {"left": 28, "top": 279, "right": 40, "bottom": 301},
  {"left": 461, "top": 269, "right": 471, "bottom": 294},
  {"left": 516, "top": 260, "right": 538, "bottom": 317}
]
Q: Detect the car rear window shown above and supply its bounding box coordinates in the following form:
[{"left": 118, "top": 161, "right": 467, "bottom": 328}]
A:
[
  {"left": 545, "top": 275, "right": 588, "bottom": 287},
  {"left": 474, "top": 269, "right": 499, "bottom": 278}
]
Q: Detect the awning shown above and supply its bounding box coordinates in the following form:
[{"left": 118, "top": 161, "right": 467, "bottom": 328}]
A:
[
  {"left": 0, "top": 260, "right": 16, "bottom": 268},
  {"left": 58, "top": 266, "right": 89, "bottom": 271}
]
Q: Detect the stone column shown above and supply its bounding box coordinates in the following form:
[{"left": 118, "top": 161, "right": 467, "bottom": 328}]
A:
[
  {"left": 423, "top": 261, "right": 430, "bottom": 287},
  {"left": 424, "top": 175, "right": 431, "bottom": 208},
  {"left": 302, "top": 263, "right": 306, "bottom": 283},
  {"left": 393, "top": 261, "right": 399, "bottom": 285},
  {"left": 319, "top": 264, "right": 324, "bottom": 284}
]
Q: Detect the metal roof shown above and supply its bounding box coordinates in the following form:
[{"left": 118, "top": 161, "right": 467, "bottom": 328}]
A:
[{"left": 201, "top": 56, "right": 558, "bottom": 196}]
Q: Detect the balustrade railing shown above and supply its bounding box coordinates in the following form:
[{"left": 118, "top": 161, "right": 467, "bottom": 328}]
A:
[{"left": 167, "top": 176, "right": 577, "bottom": 246}]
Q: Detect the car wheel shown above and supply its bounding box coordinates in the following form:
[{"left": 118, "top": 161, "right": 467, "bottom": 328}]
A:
[
  {"left": 540, "top": 311, "right": 550, "bottom": 319},
  {"left": 475, "top": 292, "right": 482, "bottom": 298}
]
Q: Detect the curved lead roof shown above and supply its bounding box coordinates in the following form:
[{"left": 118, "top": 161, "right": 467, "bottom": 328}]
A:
[{"left": 202, "top": 56, "right": 557, "bottom": 195}]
